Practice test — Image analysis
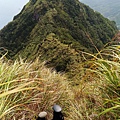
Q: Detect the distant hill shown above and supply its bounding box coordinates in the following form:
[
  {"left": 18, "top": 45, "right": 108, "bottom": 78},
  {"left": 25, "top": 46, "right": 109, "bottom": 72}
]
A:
[
  {"left": 0, "top": 0, "right": 118, "bottom": 76},
  {"left": 81, "top": 0, "right": 120, "bottom": 29}
]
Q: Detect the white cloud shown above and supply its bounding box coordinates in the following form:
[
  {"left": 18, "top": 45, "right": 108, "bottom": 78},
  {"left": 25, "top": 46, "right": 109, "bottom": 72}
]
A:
[{"left": 0, "top": 0, "right": 29, "bottom": 29}]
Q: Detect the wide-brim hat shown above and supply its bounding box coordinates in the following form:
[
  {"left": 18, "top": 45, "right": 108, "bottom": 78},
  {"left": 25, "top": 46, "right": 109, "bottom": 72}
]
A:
[
  {"left": 53, "top": 104, "right": 62, "bottom": 112},
  {"left": 38, "top": 111, "right": 47, "bottom": 118}
]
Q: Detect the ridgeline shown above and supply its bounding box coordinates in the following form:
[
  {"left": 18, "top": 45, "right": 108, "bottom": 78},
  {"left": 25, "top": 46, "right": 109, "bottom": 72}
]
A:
[{"left": 0, "top": 0, "right": 118, "bottom": 74}]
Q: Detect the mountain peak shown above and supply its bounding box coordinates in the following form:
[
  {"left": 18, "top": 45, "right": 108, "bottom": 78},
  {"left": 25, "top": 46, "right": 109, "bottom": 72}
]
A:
[{"left": 0, "top": 0, "right": 118, "bottom": 73}]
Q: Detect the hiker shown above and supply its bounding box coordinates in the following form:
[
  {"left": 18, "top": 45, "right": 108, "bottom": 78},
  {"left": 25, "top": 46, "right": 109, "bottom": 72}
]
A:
[
  {"left": 36, "top": 111, "right": 47, "bottom": 120},
  {"left": 52, "top": 104, "right": 64, "bottom": 120}
]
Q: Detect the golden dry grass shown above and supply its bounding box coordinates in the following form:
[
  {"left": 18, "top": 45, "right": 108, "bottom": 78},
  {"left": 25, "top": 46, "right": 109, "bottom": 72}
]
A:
[{"left": 0, "top": 45, "right": 120, "bottom": 120}]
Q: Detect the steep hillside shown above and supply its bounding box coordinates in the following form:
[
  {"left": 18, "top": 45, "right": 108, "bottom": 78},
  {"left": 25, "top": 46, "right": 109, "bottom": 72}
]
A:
[
  {"left": 1, "top": 46, "right": 120, "bottom": 119},
  {"left": 0, "top": 0, "right": 118, "bottom": 74},
  {"left": 81, "top": 0, "right": 120, "bottom": 29}
]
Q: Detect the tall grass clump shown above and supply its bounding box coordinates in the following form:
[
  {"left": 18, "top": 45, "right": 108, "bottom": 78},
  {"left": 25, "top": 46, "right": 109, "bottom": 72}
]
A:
[
  {"left": 68, "top": 45, "right": 120, "bottom": 120},
  {"left": 95, "top": 45, "right": 120, "bottom": 119},
  {"left": 0, "top": 57, "right": 72, "bottom": 120}
]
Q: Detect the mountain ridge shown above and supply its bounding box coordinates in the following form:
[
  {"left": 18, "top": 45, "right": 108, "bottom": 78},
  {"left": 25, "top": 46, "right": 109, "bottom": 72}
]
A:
[
  {"left": 0, "top": 0, "right": 118, "bottom": 75},
  {"left": 81, "top": 0, "right": 120, "bottom": 29}
]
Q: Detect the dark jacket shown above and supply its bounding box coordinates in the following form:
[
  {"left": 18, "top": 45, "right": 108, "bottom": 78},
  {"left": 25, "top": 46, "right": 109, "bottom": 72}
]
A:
[
  {"left": 36, "top": 117, "right": 46, "bottom": 120},
  {"left": 52, "top": 111, "right": 64, "bottom": 120}
]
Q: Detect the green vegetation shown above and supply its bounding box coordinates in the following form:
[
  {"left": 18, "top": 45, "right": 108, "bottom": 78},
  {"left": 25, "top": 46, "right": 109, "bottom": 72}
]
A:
[
  {"left": 0, "top": 45, "right": 120, "bottom": 119},
  {"left": 0, "top": 0, "right": 118, "bottom": 58},
  {"left": 0, "top": 0, "right": 118, "bottom": 78}
]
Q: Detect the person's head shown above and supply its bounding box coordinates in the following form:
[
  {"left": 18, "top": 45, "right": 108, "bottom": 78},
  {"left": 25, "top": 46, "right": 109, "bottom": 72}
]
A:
[
  {"left": 36, "top": 111, "right": 47, "bottom": 120},
  {"left": 53, "top": 104, "right": 62, "bottom": 113},
  {"left": 52, "top": 105, "right": 64, "bottom": 120}
]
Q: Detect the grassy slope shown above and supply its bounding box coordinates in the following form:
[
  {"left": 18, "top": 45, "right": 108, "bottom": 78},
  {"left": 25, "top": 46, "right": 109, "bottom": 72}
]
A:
[
  {"left": 0, "top": 57, "right": 72, "bottom": 120},
  {"left": 0, "top": 45, "right": 120, "bottom": 120}
]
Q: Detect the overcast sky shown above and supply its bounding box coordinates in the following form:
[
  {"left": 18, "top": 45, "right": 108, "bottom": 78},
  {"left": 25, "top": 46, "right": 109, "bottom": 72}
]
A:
[{"left": 0, "top": 0, "right": 29, "bottom": 29}]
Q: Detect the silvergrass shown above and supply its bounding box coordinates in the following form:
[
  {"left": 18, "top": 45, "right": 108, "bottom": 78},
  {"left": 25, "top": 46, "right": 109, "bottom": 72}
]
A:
[
  {"left": 70, "top": 45, "right": 120, "bottom": 119},
  {"left": 0, "top": 57, "right": 71, "bottom": 120},
  {"left": 84, "top": 45, "right": 120, "bottom": 119},
  {"left": 1, "top": 45, "right": 120, "bottom": 119}
]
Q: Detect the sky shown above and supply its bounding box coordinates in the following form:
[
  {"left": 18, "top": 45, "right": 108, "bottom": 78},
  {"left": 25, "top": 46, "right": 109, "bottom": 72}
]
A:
[{"left": 0, "top": 0, "right": 29, "bottom": 29}]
